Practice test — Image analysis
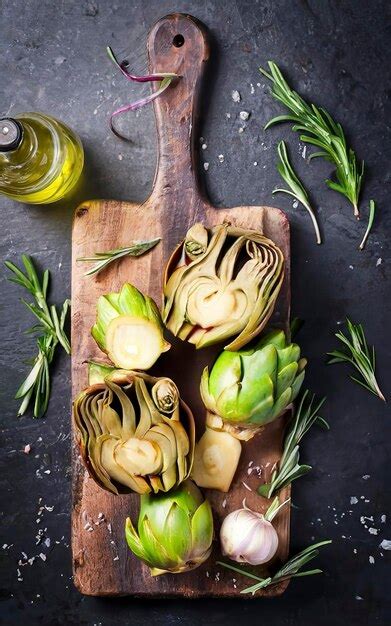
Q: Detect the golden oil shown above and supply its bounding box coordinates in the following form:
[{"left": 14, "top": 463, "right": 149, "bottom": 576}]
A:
[{"left": 0, "top": 112, "right": 84, "bottom": 204}]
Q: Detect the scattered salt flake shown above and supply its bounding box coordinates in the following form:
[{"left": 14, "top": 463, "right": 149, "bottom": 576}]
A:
[
  {"left": 44, "top": 538, "right": 51, "bottom": 547},
  {"left": 232, "top": 90, "right": 241, "bottom": 103},
  {"left": 356, "top": 595, "right": 363, "bottom": 601},
  {"left": 362, "top": 475, "right": 370, "bottom": 480},
  {"left": 199, "top": 137, "right": 204, "bottom": 143},
  {"left": 113, "top": 556, "right": 119, "bottom": 561},
  {"left": 54, "top": 56, "right": 66, "bottom": 66},
  {"left": 353, "top": 548, "right": 357, "bottom": 554},
  {"left": 376, "top": 258, "right": 382, "bottom": 267},
  {"left": 349, "top": 265, "right": 354, "bottom": 270},
  {"left": 302, "top": 145, "right": 307, "bottom": 159},
  {"left": 107, "top": 523, "right": 112, "bottom": 534},
  {"left": 222, "top": 499, "right": 227, "bottom": 509},
  {"left": 250, "top": 83, "right": 255, "bottom": 94},
  {"left": 369, "top": 555, "right": 375, "bottom": 564},
  {"left": 23, "top": 444, "right": 31, "bottom": 454},
  {"left": 254, "top": 161, "right": 258, "bottom": 166},
  {"left": 28, "top": 557, "right": 35, "bottom": 565},
  {"left": 87, "top": 527, "right": 94, "bottom": 532},
  {"left": 44, "top": 505, "right": 54, "bottom": 512},
  {"left": 201, "top": 143, "right": 207, "bottom": 150},
  {"left": 380, "top": 539, "right": 391, "bottom": 550},
  {"left": 368, "top": 528, "right": 379, "bottom": 535},
  {"left": 238, "top": 127, "right": 245, "bottom": 133},
  {"left": 241, "top": 481, "right": 252, "bottom": 492},
  {"left": 226, "top": 113, "right": 231, "bottom": 119},
  {"left": 2, "top": 544, "right": 8, "bottom": 549},
  {"left": 381, "top": 515, "right": 386, "bottom": 523},
  {"left": 206, "top": 571, "right": 210, "bottom": 578},
  {"left": 292, "top": 200, "right": 299, "bottom": 209},
  {"left": 93, "top": 109, "right": 98, "bottom": 115},
  {"left": 39, "top": 553, "right": 47, "bottom": 562},
  {"left": 239, "top": 111, "right": 250, "bottom": 121},
  {"left": 256, "top": 82, "right": 261, "bottom": 87},
  {"left": 218, "top": 154, "right": 225, "bottom": 163},
  {"left": 364, "top": 499, "right": 370, "bottom": 503},
  {"left": 248, "top": 461, "right": 253, "bottom": 467},
  {"left": 43, "top": 469, "right": 51, "bottom": 474},
  {"left": 215, "top": 572, "right": 220, "bottom": 582},
  {"left": 21, "top": 551, "right": 27, "bottom": 560},
  {"left": 118, "top": 154, "right": 123, "bottom": 161},
  {"left": 203, "top": 162, "right": 209, "bottom": 171}
]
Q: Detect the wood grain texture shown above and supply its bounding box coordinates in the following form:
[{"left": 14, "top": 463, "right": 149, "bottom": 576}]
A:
[{"left": 71, "top": 13, "right": 291, "bottom": 597}]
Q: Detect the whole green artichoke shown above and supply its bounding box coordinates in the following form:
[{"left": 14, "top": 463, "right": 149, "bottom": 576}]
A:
[
  {"left": 125, "top": 480, "right": 213, "bottom": 575},
  {"left": 200, "top": 328, "right": 306, "bottom": 431}
]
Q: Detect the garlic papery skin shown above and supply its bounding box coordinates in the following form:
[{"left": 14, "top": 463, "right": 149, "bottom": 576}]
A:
[{"left": 220, "top": 507, "right": 279, "bottom": 566}]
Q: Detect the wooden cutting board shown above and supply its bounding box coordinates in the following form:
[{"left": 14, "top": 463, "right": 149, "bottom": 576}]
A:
[{"left": 71, "top": 13, "right": 291, "bottom": 598}]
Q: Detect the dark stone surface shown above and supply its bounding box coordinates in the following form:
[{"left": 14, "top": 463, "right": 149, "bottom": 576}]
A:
[{"left": 1, "top": 0, "right": 390, "bottom": 624}]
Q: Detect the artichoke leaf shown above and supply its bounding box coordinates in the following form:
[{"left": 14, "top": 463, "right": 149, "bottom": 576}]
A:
[
  {"left": 105, "top": 379, "right": 136, "bottom": 438},
  {"left": 276, "top": 361, "right": 299, "bottom": 398},
  {"left": 163, "top": 502, "right": 192, "bottom": 563},
  {"left": 100, "top": 436, "right": 150, "bottom": 493},
  {"left": 191, "top": 500, "right": 214, "bottom": 558},
  {"left": 125, "top": 517, "right": 149, "bottom": 563}
]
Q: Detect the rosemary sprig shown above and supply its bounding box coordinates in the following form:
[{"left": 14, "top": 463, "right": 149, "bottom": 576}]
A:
[
  {"left": 258, "top": 391, "right": 328, "bottom": 498},
  {"left": 274, "top": 141, "right": 321, "bottom": 244},
  {"left": 77, "top": 238, "right": 161, "bottom": 276},
  {"left": 5, "top": 255, "right": 71, "bottom": 418},
  {"left": 359, "top": 199, "right": 376, "bottom": 250},
  {"left": 260, "top": 61, "right": 364, "bottom": 218},
  {"left": 217, "top": 539, "right": 332, "bottom": 595},
  {"left": 328, "top": 319, "right": 385, "bottom": 401}
]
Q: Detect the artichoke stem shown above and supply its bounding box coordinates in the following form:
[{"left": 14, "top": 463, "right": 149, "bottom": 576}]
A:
[{"left": 191, "top": 427, "right": 242, "bottom": 493}]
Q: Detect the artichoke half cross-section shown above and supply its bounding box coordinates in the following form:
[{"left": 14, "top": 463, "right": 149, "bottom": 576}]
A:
[
  {"left": 73, "top": 371, "right": 195, "bottom": 495},
  {"left": 163, "top": 222, "right": 285, "bottom": 350}
]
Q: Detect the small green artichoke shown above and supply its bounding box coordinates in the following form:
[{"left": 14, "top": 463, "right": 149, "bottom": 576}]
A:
[
  {"left": 125, "top": 480, "right": 214, "bottom": 575},
  {"left": 91, "top": 283, "right": 170, "bottom": 370},
  {"left": 200, "top": 328, "right": 306, "bottom": 430}
]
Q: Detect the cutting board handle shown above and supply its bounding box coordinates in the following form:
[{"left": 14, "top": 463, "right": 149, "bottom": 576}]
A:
[{"left": 147, "top": 14, "right": 209, "bottom": 207}]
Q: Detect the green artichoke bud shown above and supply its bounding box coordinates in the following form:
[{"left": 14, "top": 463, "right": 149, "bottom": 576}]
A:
[
  {"left": 125, "top": 479, "right": 213, "bottom": 575},
  {"left": 73, "top": 371, "right": 195, "bottom": 495},
  {"left": 163, "top": 222, "right": 284, "bottom": 350},
  {"left": 91, "top": 283, "right": 170, "bottom": 370},
  {"left": 201, "top": 328, "right": 307, "bottom": 430}
]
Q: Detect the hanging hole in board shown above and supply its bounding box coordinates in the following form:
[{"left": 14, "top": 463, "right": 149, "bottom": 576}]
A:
[{"left": 172, "top": 34, "right": 184, "bottom": 48}]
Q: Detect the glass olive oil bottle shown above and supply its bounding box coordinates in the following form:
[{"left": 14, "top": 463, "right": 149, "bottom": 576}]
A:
[{"left": 0, "top": 112, "right": 84, "bottom": 204}]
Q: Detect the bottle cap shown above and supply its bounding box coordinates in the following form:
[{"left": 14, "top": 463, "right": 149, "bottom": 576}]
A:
[{"left": 0, "top": 118, "right": 23, "bottom": 152}]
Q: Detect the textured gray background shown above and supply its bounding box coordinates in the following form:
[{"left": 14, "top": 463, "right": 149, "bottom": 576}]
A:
[{"left": 1, "top": 0, "right": 390, "bottom": 624}]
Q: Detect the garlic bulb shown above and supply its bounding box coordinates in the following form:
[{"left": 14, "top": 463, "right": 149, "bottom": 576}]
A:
[{"left": 220, "top": 498, "right": 289, "bottom": 566}]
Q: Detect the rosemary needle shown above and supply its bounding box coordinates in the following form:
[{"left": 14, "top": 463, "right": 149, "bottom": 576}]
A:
[
  {"left": 260, "top": 61, "right": 364, "bottom": 218},
  {"left": 359, "top": 199, "right": 376, "bottom": 250},
  {"left": 328, "top": 318, "right": 385, "bottom": 401},
  {"left": 78, "top": 238, "right": 161, "bottom": 276},
  {"left": 273, "top": 140, "right": 322, "bottom": 244}
]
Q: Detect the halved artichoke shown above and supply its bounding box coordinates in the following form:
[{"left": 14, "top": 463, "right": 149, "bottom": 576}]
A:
[
  {"left": 163, "top": 222, "right": 284, "bottom": 350},
  {"left": 73, "top": 371, "right": 195, "bottom": 495},
  {"left": 91, "top": 283, "right": 170, "bottom": 370}
]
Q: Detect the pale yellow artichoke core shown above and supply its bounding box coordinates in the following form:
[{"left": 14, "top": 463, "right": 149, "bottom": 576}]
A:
[{"left": 105, "top": 315, "right": 168, "bottom": 370}]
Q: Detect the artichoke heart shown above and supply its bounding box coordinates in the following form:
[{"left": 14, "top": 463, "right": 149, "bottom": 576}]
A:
[
  {"left": 125, "top": 479, "right": 213, "bottom": 575},
  {"left": 201, "top": 328, "right": 307, "bottom": 430},
  {"left": 163, "top": 222, "right": 285, "bottom": 350},
  {"left": 92, "top": 283, "right": 170, "bottom": 370},
  {"left": 73, "top": 371, "right": 195, "bottom": 495}
]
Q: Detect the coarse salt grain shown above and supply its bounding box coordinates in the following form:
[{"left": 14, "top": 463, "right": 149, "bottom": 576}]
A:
[
  {"left": 204, "top": 162, "right": 209, "bottom": 171},
  {"left": 232, "top": 90, "right": 241, "bottom": 103},
  {"left": 239, "top": 111, "right": 250, "bottom": 121}
]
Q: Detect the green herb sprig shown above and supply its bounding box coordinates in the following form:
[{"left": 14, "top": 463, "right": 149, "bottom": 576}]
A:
[
  {"left": 274, "top": 140, "right": 321, "bottom": 244},
  {"left": 258, "top": 391, "right": 328, "bottom": 498},
  {"left": 77, "top": 238, "right": 161, "bottom": 276},
  {"left": 5, "top": 255, "right": 70, "bottom": 418},
  {"left": 328, "top": 319, "right": 385, "bottom": 401},
  {"left": 260, "top": 61, "right": 364, "bottom": 218},
  {"left": 359, "top": 199, "right": 376, "bottom": 250},
  {"left": 217, "top": 539, "right": 332, "bottom": 595}
]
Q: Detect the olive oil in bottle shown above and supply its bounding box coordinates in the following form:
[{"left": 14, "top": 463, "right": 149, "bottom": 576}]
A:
[{"left": 0, "top": 112, "right": 84, "bottom": 204}]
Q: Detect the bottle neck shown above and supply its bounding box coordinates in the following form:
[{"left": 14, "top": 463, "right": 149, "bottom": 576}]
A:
[{"left": 0, "top": 118, "right": 23, "bottom": 153}]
